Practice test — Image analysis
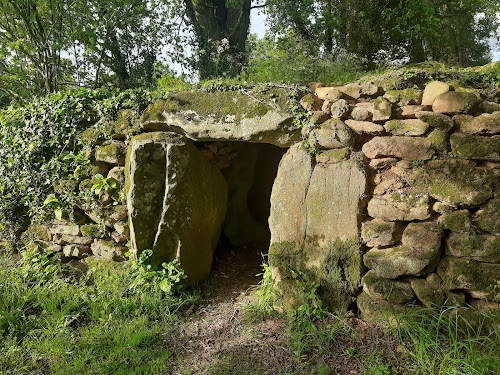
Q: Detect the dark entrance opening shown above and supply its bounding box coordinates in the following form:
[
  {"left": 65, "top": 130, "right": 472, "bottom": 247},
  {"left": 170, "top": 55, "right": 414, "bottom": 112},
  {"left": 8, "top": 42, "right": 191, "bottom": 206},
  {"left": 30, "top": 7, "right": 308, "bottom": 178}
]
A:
[{"left": 197, "top": 141, "right": 286, "bottom": 301}]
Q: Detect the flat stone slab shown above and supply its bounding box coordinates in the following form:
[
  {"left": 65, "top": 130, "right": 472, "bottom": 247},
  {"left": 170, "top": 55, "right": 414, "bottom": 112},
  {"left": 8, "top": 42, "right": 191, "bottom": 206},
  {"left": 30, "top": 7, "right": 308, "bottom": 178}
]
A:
[
  {"left": 415, "top": 159, "right": 495, "bottom": 205},
  {"left": 362, "top": 136, "right": 434, "bottom": 160},
  {"left": 269, "top": 146, "right": 367, "bottom": 313},
  {"left": 367, "top": 192, "right": 430, "bottom": 221},
  {"left": 364, "top": 245, "right": 440, "bottom": 279},
  {"left": 450, "top": 133, "right": 500, "bottom": 161},
  {"left": 438, "top": 256, "right": 500, "bottom": 300},
  {"left": 140, "top": 90, "right": 300, "bottom": 147}
]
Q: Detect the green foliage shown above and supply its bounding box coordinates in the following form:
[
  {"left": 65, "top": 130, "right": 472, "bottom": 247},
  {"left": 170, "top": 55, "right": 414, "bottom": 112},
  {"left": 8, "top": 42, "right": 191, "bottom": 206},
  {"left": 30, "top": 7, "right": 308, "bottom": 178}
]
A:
[
  {"left": 265, "top": 0, "right": 499, "bottom": 69},
  {"left": 286, "top": 278, "right": 349, "bottom": 359},
  {"left": 241, "top": 261, "right": 277, "bottom": 322},
  {"left": 390, "top": 306, "right": 500, "bottom": 374},
  {"left": 244, "top": 32, "right": 365, "bottom": 84},
  {"left": 129, "top": 249, "right": 187, "bottom": 295},
  {"left": 0, "top": 88, "right": 151, "bottom": 237},
  {"left": 0, "top": 248, "right": 196, "bottom": 373},
  {"left": 90, "top": 174, "right": 118, "bottom": 197}
]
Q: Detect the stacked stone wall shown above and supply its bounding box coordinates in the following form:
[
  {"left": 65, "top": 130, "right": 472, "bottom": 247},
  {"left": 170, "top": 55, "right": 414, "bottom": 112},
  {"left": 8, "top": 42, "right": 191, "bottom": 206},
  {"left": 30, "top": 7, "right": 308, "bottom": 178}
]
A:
[
  {"left": 18, "top": 78, "right": 500, "bottom": 319},
  {"left": 293, "top": 80, "right": 500, "bottom": 319}
]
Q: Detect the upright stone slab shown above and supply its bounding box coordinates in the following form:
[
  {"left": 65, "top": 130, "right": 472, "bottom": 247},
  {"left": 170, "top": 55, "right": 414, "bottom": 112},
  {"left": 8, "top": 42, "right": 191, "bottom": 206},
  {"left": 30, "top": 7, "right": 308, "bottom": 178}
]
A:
[
  {"left": 269, "top": 144, "right": 367, "bottom": 313},
  {"left": 126, "top": 132, "right": 228, "bottom": 282}
]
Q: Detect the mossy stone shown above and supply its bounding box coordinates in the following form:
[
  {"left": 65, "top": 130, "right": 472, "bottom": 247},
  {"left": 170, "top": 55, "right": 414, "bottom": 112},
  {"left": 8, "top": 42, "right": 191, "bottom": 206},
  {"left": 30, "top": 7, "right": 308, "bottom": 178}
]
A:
[
  {"left": 24, "top": 224, "right": 51, "bottom": 242},
  {"left": 416, "top": 111, "right": 454, "bottom": 132},
  {"left": 475, "top": 199, "right": 500, "bottom": 235},
  {"left": 364, "top": 245, "right": 440, "bottom": 279},
  {"left": 372, "top": 97, "right": 392, "bottom": 122},
  {"left": 361, "top": 220, "right": 400, "bottom": 247},
  {"left": 450, "top": 133, "right": 500, "bottom": 161},
  {"left": 415, "top": 159, "right": 495, "bottom": 206},
  {"left": 437, "top": 256, "right": 500, "bottom": 300},
  {"left": 408, "top": 274, "right": 445, "bottom": 307},
  {"left": 402, "top": 222, "right": 443, "bottom": 251},
  {"left": 446, "top": 232, "right": 500, "bottom": 263},
  {"left": 53, "top": 178, "right": 78, "bottom": 195},
  {"left": 362, "top": 270, "right": 414, "bottom": 303},
  {"left": 384, "top": 89, "right": 422, "bottom": 105},
  {"left": 316, "top": 148, "right": 350, "bottom": 163},
  {"left": 80, "top": 224, "right": 108, "bottom": 239},
  {"left": 440, "top": 210, "right": 475, "bottom": 233},
  {"left": 126, "top": 132, "right": 228, "bottom": 283},
  {"left": 357, "top": 292, "right": 412, "bottom": 324},
  {"left": 367, "top": 191, "right": 430, "bottom": 221},
  {"left": 427, "top": 129, "right": 449, "bottom": 156},
  {"left": 139, "top": 89, "right": 299, "bottom": 147},
  {"left": 384, "top": 119, "right": 429, "bottom": 136},
  {"left": 95, "top": 141, "right": 127, "bottom": 165}
]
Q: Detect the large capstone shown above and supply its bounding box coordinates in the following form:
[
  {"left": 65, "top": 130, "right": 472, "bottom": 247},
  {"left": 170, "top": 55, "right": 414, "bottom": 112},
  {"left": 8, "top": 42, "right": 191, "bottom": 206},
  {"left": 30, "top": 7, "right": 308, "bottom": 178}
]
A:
[
  {"left": 125, "top": 132, "right": 228, "bottom": 282},
  {"left": 269, "top": 144, "right": 367, "bottom": 313},
  {"left": 139, "top": 90, "right": 300, "bottom": 147}
]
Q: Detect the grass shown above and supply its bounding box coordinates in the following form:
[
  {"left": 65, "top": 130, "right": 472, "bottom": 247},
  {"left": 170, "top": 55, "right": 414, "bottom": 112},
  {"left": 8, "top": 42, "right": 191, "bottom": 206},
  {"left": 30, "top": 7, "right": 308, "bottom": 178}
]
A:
[
  {"left": 1, "top": 249, "right": 499, "bottom": 374},
  {"left": 0, "top": 248, "right": 198, "bottom": 374}
]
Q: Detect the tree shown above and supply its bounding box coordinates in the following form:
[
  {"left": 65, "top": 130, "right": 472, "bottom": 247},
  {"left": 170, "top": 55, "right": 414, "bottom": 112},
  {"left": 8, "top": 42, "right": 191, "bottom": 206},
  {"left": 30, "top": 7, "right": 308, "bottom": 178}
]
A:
[
  {"left": 265, "top": 0, "right": 500, "bottom": 68},
  {"left": 0, "top": 0, "right": 183, "bottom": 102},
  {"left": 0, "top": 0, "right": 74, "bottom": 97},
  {"left": 73, "top": 0, "right": 180, "bottom": 89},
  {"left": 184, "top": 0, "right": 265, "bottom": 78}
]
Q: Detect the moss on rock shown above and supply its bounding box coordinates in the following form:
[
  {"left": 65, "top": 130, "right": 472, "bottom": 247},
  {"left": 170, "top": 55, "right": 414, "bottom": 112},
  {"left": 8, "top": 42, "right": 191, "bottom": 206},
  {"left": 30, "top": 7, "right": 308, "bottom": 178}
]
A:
[
  {"left": 415, "top": 159, "right": 495, "bottom": 206},
  {"left": 408, "top": 274, "right": 446, "bottom": 307},
  {"left": 440, "top": 210, "right": 476, "bottom": 233},
  {"left": 362, "top": 270, "right": 415, "bottom": 303},
  {"left": 450, "top": 134, "right": 500, "bottom": 161},
  {"left": 427, "top": 129, "right": 449, "bottom": 156},
  {"left": 437, "top": 256, "right": 500, "bottom": 300},
  {"left": 446, "top": 232, "right": 500, "bottom": 263},
  {"left": 475, "top": 199, "right": 500, "bottom": 235},
  {"left": 80, "top": 224, "right": 109, "bottom": 239}
]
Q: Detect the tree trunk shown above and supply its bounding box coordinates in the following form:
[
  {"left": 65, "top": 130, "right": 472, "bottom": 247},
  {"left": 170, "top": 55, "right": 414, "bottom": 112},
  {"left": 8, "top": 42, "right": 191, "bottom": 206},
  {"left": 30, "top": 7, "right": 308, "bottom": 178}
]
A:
[{"left": 184, "top": 0, "right": 251, "bottom": 79}]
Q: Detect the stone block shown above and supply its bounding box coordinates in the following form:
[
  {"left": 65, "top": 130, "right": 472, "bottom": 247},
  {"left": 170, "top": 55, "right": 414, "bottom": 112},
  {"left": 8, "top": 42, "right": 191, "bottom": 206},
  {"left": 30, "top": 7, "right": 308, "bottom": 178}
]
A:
[
  {"left": 415, "top": 111, "right": 454, "bottom": 131},
  {"left": 362, "top": 270, "right": 414, "bottom": 303},
  {"left": 367, "top": 192, "right": 430, "bottom": 221},
  {"left": 364, "top": 245, "right": 440, "bottom": 279},
  {"left": 361, "top": 220, "right": 401, "bottom": 247},
  {"left": 362, "top": 136, "right": 434, "bottom": 160},
  {"left": 475, "top": 199, "right": 500, "bottom": 235},
  {"left": 384, "top": 119, "right": 429, "bottom": 136},
  {"left": 422, "top": 81, "right": 453, "bottom": 106},
  {"left": 438, "top": 257, "right": 500, "bottom": 300},
  {"left": 432, "top": 91, "right": 478, "bottom": 114},
  {"left": 446, "top": 232, "right": 500, "bottom": 263},
  {"left": 450, "top": 134, "right": 500, "bottom": 161}
]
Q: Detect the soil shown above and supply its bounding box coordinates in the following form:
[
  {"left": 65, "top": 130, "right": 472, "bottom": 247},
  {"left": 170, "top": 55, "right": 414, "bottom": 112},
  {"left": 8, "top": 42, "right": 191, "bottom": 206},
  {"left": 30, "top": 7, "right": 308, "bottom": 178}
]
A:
[{"left": 168, "top": 243, "right": 404, "bottom": 375}]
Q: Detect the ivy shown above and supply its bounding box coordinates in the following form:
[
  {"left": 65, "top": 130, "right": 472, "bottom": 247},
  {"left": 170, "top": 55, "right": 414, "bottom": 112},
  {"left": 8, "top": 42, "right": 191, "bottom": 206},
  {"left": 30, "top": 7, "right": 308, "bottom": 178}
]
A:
[{"left": 0, "top": 88, "right": 153, "bottom": 238}]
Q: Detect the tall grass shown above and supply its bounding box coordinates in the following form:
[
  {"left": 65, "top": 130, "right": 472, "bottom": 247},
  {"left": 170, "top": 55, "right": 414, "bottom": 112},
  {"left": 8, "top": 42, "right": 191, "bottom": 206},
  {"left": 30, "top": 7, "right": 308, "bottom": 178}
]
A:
[
  {"left": 390, "top": 306, "right": 500, "bottom": 375},
  {"left": 0, "top": 249, "right": 197, "bottom": 374}
]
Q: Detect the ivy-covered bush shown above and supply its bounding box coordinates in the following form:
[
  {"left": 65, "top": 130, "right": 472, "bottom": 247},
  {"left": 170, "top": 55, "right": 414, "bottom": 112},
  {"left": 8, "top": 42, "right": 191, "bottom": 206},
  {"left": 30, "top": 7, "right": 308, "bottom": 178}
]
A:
[{"left": 0, "top": 88, "right": 152, "bottom": 239}]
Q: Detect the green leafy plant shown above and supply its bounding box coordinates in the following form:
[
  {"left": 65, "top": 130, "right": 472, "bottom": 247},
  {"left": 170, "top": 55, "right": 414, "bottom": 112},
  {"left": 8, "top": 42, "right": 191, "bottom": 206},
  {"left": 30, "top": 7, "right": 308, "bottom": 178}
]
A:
[
  {"left": 43, "top": 194, "right": 64, "bottom": 220},
  {"left": 129, "top": 249, "right": 187, "bottom": 295},
  {"left": 91, "top": 174, "right": 118, "bottom": 197}
]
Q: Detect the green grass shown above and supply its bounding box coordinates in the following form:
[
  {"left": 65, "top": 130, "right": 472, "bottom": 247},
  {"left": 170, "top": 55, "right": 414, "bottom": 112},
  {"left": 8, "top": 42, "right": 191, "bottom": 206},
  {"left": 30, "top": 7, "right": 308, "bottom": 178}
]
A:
[
  {"left": 389, "top": 307, "right": 500, "bottom": 375},
  {"left": 0, "top": 249, "right": 197, "bottom": 374},
  {"left": 1, "top": 249, "right": 499, "bottom": 374}
]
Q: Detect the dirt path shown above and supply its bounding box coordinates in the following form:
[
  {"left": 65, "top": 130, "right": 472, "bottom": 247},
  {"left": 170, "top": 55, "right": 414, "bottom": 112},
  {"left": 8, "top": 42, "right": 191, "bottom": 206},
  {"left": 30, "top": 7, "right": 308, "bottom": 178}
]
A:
[{"left": 168, "top": 243, "right": 392, "bottom": 375}]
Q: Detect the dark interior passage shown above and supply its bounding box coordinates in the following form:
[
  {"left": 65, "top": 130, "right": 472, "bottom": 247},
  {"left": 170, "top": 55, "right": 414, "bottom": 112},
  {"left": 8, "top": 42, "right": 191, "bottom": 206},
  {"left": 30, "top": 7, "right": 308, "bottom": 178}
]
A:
[
  {"left": 221, "top": 142, "right": 286, "bottom": 247},
  {"left": 197, "top": 141, "right": 286, "bottom": 299}
]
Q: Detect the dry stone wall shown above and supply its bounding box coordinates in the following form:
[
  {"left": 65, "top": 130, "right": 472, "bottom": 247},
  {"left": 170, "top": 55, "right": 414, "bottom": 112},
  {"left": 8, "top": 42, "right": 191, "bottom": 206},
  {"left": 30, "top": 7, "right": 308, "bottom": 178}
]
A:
[
  {"left": 18, "top": 79, "right": 500, "bottom": 320},
  {"left": 285, "top": 80, "right": 499, "bottom": 320}
]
